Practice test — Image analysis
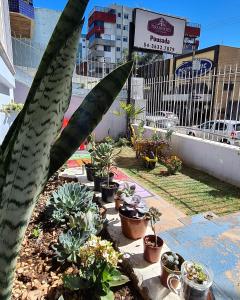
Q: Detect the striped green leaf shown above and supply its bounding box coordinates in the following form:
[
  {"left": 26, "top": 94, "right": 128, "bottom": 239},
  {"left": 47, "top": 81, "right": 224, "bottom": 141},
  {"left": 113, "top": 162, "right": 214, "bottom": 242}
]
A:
[
  {"left": 0, "top": 148, "right": 4, "bottom": 205},
  {"left": 0, "top": 1, "right": 88, "bottom": 298},
  {"left": 1, "top": 0, "right": 88, "bottom": 169},
  {"left": 49, "top": 60, "right": 133, "bottom": 176}
]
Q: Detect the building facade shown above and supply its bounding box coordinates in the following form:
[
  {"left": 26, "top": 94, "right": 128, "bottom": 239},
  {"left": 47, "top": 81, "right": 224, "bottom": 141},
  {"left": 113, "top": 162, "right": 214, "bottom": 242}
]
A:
[
  {"left": 0, "top": 0, "right": 15, "bottom": 144},
  {"left": 0, "top": 0, "right": 15, "bottom": 105},
  {"left": 11, "top": 7, "right": 88, "bottom": 70}
]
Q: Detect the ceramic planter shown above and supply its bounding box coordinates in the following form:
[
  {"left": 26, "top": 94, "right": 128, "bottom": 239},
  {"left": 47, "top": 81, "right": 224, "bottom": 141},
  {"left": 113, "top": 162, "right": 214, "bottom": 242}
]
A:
[
  {"left": 143, "top": 235, "right": 164, "bottom": 263},
  {"left": 101, "top": 182, "right": 119, "bottom": 203},
  {"left": 119, "top": 211, "right": 149, "bottom": 240},
  {"left": 160, "top": 251, "right": 185, "bottom": 288}
]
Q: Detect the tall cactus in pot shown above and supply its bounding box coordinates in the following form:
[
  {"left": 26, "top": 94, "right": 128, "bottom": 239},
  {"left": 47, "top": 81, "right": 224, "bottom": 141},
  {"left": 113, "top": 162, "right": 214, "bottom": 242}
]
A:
[{"left": 0, "top": 0, "right": 133, "bottom": 298}]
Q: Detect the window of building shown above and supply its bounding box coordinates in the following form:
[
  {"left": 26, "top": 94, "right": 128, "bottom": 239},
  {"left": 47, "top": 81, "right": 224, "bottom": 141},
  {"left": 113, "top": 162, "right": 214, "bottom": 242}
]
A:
[
  {"left": 116, "top": 47, "right": 121, "bottom": 52},
  {"left": 123, "top": 36, "right": 128, "bottom": 42},
  {"left": 123, "top": 25, "right": 128, "bottom": 31},
  {"left": 124, "top": 13, "right": 129, "bottom": 19},
  {"left": 116, "top": 36, "right": 121, "bottom": 41},
  {"left": 118, "top": 12, "right": 121, "bottom": 17},
  {"left": 117, "top": 24, "right": 121, "bottom": 29},
  {"left": 104, "top": 45, "right": 111, "bottom": 52}
]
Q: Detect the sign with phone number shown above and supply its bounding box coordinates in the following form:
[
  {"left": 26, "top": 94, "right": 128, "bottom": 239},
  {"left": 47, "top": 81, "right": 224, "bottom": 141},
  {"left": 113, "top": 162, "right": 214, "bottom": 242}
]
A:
[
  {"left": 134, "top": 8, "right": 186, "bottom": 55},
  {"left": 143, "top": 42, "right": 175, "bottom": 53}
]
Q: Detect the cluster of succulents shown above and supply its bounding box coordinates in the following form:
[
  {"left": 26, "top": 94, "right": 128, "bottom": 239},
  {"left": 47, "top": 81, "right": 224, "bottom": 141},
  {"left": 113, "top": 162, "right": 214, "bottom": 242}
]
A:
[
  {"left": 162, "top": 252, "right": 181, "bottom": 271},
  {"left": 185, "top": 262, "right": 208, "bottom": 284},
  {"left": 120, "top": 194, "right": 149, "bottom": 218}
]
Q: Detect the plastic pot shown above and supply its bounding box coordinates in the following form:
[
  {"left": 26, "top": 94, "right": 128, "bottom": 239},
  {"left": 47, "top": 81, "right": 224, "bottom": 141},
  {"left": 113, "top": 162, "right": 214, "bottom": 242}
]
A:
[
  {"left": 160, "top": 251, "right": 185, "bottom": 288},
  {"left": 119, "top": 210, "right": 149, "bottom": 240},
  {"left": 85, "top": 163, "right": 95, "bottom": 181},
  {"left": 143, "top": 235, "right": 164, "bottom": 263},
  {"left": 101, "top": 182, "right": 119, "bottom": 203},
  {"left": 93, "top": 173, "right": 114, "bottom": 192}
]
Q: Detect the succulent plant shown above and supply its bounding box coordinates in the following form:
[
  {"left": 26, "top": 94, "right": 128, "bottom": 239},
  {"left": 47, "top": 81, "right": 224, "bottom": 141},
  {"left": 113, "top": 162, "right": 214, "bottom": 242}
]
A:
[
  {"left": 48, "top": 183, "right": 94, "bottom": 223},
  {"left": 185, "top": 262, "right": 208, "bottom": 284},
  {"left": 91, "top": 142, "right": 120, "bottom": 186},
  {"left": 69, "top": 208, "right": 103, "bottom": 235},
  {"left": 162, "top": 252, "right": 181, "bottom": 271},
  {"left": 52, "top": 229, "right": 89, "bottom": 264},
  {"left": 120, "top": 194, "right": 149, "bottom": 218},
  {"left": 116, "top": 182, "right": 136, "bottom": 198},
  {"left": 146, "top": 207, "right": 162, "bottom": 246}
]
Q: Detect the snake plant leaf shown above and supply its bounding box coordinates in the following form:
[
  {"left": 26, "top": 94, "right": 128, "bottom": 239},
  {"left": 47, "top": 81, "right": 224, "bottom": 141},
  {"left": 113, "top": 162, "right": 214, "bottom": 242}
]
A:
[
  {"left": 0, "top": 148, "right": 4, "bottom": 205},
  {"left": 1, "top": 0, "right": 89, "bottom": 167},
  {"left": 0, "top": 0, "right": 88, "bottom": 298},
  {"left": 49, "top": 60, "right": 133, "bottom": 176}
]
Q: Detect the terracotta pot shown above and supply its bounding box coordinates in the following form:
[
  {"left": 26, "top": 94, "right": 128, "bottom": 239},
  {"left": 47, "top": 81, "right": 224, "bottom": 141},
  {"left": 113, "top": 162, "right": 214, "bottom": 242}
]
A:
[
  {"left": 119, "top": 212, "right": 149, "bottom": 240},
  {"left": 160, "top": 251, "right": 185, "bottom": 288},
  {"left": 143, "top": 235, "right": 164, "bottom": 263},
  {"left": 115, "top": 196, "right": 122, "bottom": 211}
]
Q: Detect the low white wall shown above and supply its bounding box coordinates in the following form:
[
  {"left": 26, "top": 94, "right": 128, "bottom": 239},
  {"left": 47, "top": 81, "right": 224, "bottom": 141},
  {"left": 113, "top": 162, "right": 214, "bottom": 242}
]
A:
[
  {"left": 14, "top": 79, "right": 126, "bottom": 142},
  {"left": 133, "top": 124, "right": 240, "bottom": 188}
]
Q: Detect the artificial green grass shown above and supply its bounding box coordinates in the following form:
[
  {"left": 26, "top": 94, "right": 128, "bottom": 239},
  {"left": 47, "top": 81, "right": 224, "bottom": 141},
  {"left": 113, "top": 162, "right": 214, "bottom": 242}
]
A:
[{"left": 115, "top": 147, "right": 240, "bottom": 216}]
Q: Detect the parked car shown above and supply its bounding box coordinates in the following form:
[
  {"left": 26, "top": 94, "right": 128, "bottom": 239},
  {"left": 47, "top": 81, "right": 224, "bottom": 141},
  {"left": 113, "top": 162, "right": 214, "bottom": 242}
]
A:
[
  {"left": 145, "top": 111, "right": 179, "bottom": 128},
  {"left": 186, "top": 120, "right": 240, "bottom": 145}
]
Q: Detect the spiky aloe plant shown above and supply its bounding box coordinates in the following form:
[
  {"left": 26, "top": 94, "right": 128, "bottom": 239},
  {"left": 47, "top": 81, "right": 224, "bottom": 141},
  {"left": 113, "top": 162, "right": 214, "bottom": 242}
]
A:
[{"left": 0, "top": 0, "right": 133, "bottom": 298}]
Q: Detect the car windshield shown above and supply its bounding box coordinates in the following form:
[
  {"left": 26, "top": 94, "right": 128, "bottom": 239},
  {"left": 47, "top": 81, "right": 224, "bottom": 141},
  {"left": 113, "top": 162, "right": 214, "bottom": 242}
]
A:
[{"left": 233, "top": 124, "right": 240, "bottom": 131}]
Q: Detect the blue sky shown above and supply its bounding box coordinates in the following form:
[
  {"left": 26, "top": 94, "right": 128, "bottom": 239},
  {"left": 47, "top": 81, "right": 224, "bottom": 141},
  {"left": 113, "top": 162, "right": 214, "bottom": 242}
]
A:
[{"left": 34, "top": 0, "right": 240, "bottom": 49}]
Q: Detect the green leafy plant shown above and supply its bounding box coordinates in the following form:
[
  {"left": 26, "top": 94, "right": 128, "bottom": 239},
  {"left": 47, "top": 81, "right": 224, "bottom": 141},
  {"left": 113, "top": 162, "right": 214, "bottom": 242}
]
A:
[
  {"left": 185, "top": 262, "right": 208, "bottom": 284},
  {"left": 136, "top": 120, "right": 145, "bottom": 140},
  {"left": 113, "top": 101, "right": 144, "bottom": 123},
  {"left": 52, "top": 229, "right": 88, "bottom": 263},
  {"left": 164, "top": 156, "right": 182, "bottom": 175},
  {"left": 0, "top": 101, "right": 24, "bottom": 114},
  {"left": 102, "top": 136, "right": 115, "bottom": 145},
  {"left": 91, "top": 143, "right": 120, "bottom": 186},
  {"left": 0, "top": 0, "right": 133, "bottom": 297},
  {"left": 48, "top": 183, "right": 95, "bottom": 223},
  {"left": 114, "top": 137, "right": 129, "bottom": 147},
  {"left": 63, "top": 235, "right": 129, "bottom": 300},
  {"left": 68, "top": 208, "right": 104, "bottom": 235},
  {"left": 146, "top": 207, "right": 162, "bottom": 246},
  {"left": 31, "top": 225, "right": 42, "bottom": 239}
]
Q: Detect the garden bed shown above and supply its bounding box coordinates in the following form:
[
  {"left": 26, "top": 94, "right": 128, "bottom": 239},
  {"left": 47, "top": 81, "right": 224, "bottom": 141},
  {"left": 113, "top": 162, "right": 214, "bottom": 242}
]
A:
[
  {"left": 115, "top": 147, "right": 240, "bottom": 216},
  {"left": 12, "top": 174, "right": 141, "bottom": 300}
]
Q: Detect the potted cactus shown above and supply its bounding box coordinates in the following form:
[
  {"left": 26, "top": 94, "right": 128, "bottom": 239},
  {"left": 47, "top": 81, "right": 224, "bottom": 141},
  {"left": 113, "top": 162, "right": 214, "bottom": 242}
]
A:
[
  {"left": 143, "top": 207, "right": 163, "bottom": 263},
  {"left": 119, "top": 194, "right": 149, "bottom": 239},
  {"left": 91, "top": 143, "right": 116, "bottom": 192},
  {"left": 115, "top": 182, "right": 136, "bottom": 210},
  {"left": 160, "top": 251, "right": 185, "bottom": 288}
]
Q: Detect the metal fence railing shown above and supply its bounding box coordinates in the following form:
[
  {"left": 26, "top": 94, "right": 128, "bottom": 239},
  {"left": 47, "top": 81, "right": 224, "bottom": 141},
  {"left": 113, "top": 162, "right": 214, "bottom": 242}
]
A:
[
  {"left": 11, "top": 36, "right": 118, "bottom": 89},
  {"left": 131, "top": 62, "right": 240, "bottom": 146}
]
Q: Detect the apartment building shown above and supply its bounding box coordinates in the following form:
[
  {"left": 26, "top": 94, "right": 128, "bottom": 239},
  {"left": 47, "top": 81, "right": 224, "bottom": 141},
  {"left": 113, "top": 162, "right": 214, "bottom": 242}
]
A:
[
  {"left": 0, "top": 0, "right": 15, "bottom": 105},
  {"left": 87, "top": 5, "right": 133, "bottom": 77},
  {"left": 0, "top": 0, "right": 15, "bottom": 143},
  {"left": 87, "top": 5, "right": 201, "bottom": 76},
  {"left": 10, "top": 6, "right": 87, "bottom": 69}
]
